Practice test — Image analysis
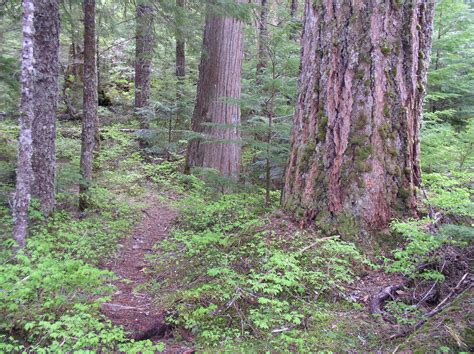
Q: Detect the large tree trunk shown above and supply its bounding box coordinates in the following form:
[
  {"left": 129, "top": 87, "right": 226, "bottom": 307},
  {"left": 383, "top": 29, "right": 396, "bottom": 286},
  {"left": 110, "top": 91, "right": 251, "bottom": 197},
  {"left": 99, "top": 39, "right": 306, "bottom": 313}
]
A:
[
  {"left": 175, "top": 0, "right": 186, "bottom": 126},
  {"left": 134, "top": 0, "right": 154, "bottom": 130},
  {"left": 79, "top": 0, "right": 98, "bottom": 211},
  {"left": 283, "top": 1, "right": 435, "bottom": 237},
  {"left": 32, "top": 0, "right": 60, "bottom": 216},
  {"left": 13, "top": 0, "right": 35, "bottom": 247},
  {"left": 185, "top": 1, "right": 244, "bottom": 178}
]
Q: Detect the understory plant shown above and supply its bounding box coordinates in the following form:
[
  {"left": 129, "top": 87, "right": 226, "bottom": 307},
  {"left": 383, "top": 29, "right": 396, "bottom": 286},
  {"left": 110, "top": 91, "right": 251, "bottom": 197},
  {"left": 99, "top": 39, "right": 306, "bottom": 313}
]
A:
[{"left": 148, "top": 188, "right": 372, "bottom": 350}]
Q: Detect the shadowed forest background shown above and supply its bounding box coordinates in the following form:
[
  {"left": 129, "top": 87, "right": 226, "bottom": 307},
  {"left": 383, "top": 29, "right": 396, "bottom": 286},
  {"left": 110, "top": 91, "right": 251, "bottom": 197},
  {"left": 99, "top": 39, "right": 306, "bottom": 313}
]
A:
[{"left": 0, "top": 0, "right": 473, "bottom": 352}]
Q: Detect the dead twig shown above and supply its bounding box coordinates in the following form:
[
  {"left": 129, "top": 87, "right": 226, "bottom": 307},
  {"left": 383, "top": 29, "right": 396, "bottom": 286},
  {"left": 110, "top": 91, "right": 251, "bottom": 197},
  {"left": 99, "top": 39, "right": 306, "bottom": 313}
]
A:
[{"left": 389, "top": 273, "right": 471, "bottom": 339}]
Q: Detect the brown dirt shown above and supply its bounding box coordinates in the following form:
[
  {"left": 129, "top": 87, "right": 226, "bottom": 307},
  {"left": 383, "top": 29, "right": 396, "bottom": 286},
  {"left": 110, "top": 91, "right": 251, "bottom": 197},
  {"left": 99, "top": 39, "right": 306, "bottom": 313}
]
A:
[{"left": 100, "top": 196, "right": 193, "bottom": 352}]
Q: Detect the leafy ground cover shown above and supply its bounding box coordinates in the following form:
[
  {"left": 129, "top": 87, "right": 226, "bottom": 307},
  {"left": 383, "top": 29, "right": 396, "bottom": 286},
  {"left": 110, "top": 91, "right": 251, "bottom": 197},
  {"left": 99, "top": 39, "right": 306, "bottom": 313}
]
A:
[{"left": 0, "top": 118, "right": 472, "bottom": 352}]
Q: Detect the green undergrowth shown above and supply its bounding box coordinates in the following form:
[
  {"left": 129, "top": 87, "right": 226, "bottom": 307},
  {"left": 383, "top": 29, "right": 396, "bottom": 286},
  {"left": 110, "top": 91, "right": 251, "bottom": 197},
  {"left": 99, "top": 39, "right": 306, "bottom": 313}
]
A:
[
  {"left": 0, "top": 122, "right": 164, "bottom": 352},
  {"left": 142, "top": 161, "right": 473, "bottom": 351},
  {"left": 145, "top": 179, "right": 379, "bottom": 351}
]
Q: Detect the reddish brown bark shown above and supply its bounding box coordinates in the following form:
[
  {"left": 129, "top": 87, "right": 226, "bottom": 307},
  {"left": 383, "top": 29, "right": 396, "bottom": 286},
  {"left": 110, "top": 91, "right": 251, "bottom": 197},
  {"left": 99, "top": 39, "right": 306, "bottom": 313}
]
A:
[
  {"left": 32, "top": 0, "right": 60, "bottom": 216},
  {"left": 13, "top": 0, "right": 35, "bottom": 247},
  {"left": 283, "top": 0, "right": 435, "bottom": 235},
  {"left": 185, "top": 1, "right": 244, "bottom": 178},
  {"left": 79, "top": 0, "right": 98, "bottom": 211}
]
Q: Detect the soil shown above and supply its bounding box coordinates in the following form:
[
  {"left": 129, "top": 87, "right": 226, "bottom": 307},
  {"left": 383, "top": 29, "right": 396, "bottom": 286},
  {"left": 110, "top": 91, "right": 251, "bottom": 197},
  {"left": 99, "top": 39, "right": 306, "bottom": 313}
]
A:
[{"left": 100, "top": 196, "right": 193, "bottom": 352}]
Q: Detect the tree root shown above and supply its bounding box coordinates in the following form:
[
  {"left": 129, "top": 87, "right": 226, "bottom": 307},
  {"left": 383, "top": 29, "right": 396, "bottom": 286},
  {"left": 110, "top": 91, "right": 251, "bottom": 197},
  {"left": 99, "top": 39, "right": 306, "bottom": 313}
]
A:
[{"left": 369, "top": 283, "right": 408, "bottom": 314}]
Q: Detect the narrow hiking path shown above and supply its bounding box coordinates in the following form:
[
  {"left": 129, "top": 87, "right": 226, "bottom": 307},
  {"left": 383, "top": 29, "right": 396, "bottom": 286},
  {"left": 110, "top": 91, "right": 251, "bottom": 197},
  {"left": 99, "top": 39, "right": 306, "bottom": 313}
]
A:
[{"left": 99, "top": 196, "right": 191, "bottom": 351}]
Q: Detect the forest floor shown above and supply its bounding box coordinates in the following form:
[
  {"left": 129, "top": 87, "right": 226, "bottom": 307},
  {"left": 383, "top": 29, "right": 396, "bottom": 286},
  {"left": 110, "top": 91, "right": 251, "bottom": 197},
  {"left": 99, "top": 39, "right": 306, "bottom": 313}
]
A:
[
  {"left": 100, "top": 194, "right": 194, "bottom": 352},
  {"left": 0, "top": 121, "right": 472, "bottom": 352}
]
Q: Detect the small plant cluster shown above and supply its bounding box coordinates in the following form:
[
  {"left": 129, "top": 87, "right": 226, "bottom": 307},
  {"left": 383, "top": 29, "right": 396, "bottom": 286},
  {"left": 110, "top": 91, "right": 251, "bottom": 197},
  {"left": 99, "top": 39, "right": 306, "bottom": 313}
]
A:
[
  {"left": 148, "top": 187, "right": 372, "bottom": 350},
  {"left": 386, "top": 219, "right": 446, "bottom": 280},
  {"left": 423, "top": 172, "right": 474, "bottom": 219}
]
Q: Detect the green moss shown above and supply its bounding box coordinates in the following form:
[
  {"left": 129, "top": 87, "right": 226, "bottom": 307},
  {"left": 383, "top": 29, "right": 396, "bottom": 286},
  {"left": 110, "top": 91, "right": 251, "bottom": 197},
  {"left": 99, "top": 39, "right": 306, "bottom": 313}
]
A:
[
  {"left": 350, "top": 135, "right": 367, "bottom": 147},
  {"left": 355, "top": 71, "right": 364, "bottom": 80},
  {"left": 335, "top": 213, "right": 360, "bottom": 239},
  {"left": 355, "top": 145, "right": 373, "bottom": 161},
  {"left": 387, "top": 146, "right": 399, "bottom": 157},
  {"left": 355, "top": 161, "right": 372, "bottom": 173},
  {"left": 363, "top": 79, "right": 371, "bottom": 88},
  {"left": 299, "top": 138, "right": 316, "bottom": 171},
  {"left": 318, "top": 115, "right": 328, "bottom": 142},
  {"left": 383, "top": 104, "right": 390, "bottom": 117},
  {"left": 404, "top": 167, "right": 412, "bottom": 176},
  {"left": 380, "top": 42, "right": 391, "bottom": 56},
  {"left": 398, "top": 187, "right": 411, "bottom": 200},
  {"left": 387, "top": 164, "right": 401, "bottom": 176},
  {"left": 354, "top": 114, "right": 368, "bottom": 131},
  {"left": 378, "top": 123, "right": 391, "bottom": 140}
]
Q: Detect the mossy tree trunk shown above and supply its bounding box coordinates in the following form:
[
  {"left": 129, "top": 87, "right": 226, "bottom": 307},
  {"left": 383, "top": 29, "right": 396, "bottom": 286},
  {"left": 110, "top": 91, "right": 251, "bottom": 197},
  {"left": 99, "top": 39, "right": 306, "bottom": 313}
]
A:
[
  {"left": 283, "top": 0, "right": 435, "bottom": 236},
  {"left": 79, "top": 0, "right": 98, "bottom": 211},
  {"left": 32, "top": 0, "right": 60, "bottom": 216},
  {"left": 13, "top": 0, "right": 35, "bottom": 247},
  {"left": 185, "top": 1, "right": 244, "bottom": 178}
]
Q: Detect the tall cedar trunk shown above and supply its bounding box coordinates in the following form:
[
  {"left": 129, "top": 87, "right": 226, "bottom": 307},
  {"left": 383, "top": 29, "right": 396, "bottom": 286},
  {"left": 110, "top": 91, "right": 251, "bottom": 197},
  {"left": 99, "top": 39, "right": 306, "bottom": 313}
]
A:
[
  {"left": 185, "top": 1, "right": 244, "bottom": 178},
  {"left": 175, "top": 0, "right": 186, "bottom": 126},
  {"left": 134, "top": 0, "right": 154, "bottom": 130},
  {"left": 79, "top": 0, "right": 98, "bottom": 211},
  {"left": 283, "top": 0, "right": 435, "bottom": 236},
  {"left": 13, "top": 0, "right": 35, "bottom": 247},
  {"left": 32, "top": 0, "right": 60, "bottom": 216},
  {"left": 256, "top": 0, "right": 268, "bottom": 78}
]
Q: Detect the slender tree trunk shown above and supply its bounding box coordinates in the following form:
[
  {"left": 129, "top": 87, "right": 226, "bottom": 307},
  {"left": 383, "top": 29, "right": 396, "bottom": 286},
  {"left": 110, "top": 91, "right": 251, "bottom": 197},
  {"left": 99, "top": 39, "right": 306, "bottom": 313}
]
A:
[
  {"left": 283, "top": 0, "right": 435, "bottom": 236},
  {"left": 290, "top": 0, "right": 298, "bottom": 19},
  {"left": 175, "top": 0, "right": 186, "bottom": 127},
  {"left": 13, "top": 0, "right": 35, "bottom": 247},
  {"left": 185, "top": 1, "right": 244, "bottom": 178},
  {"left": 31, "top": 0, "right": 60, "bottom": 216},
  {"left": 79, "top": 0, "right": 98, "bottom": 211},
  {"left": 256, "top": 0, "right": 268, "bottom": 78},
  {"left": 134, "top": 0, "right": 154, "bottom": 130}
]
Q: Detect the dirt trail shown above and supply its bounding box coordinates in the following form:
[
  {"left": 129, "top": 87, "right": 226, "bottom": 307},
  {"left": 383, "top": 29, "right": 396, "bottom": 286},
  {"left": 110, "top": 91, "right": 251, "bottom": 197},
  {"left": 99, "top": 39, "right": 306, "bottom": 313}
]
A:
[{"left": 100, "top": 197, "right": 190, "bottom": 351}]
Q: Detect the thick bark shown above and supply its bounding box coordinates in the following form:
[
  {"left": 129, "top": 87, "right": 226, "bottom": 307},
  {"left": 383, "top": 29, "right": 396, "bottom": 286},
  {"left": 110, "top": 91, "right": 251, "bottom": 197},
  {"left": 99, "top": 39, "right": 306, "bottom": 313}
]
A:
[
  {"left": 13, "top": 0, "right": 35, "bottom": 247},
  {"left": 32, "top": 0, "right": 60, "bottom": 216},
  {"left": 134, "top": 0, "right": 154, "bottom": 129},
  {"left": 175, "top": 0, "right": 186, "bottom": 126},
  {"left": 283, "top": 0, "right": 435, "bottom": 235},
  {"left": 185, "top": 1, "right": 244, "bottom": 178},
  {"left": 79, "top": 0, "right": 98, "bottom": 211}
]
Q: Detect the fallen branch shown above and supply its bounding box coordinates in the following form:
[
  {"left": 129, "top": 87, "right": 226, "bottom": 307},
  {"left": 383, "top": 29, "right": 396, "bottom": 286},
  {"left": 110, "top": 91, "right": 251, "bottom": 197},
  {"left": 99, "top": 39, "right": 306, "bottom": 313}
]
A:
[
  {"left": 389, "top": 273, "right": 471, "bottom": 340},
  {"left": 298, "top": 235, "right": 340, "bottom": 253}
]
